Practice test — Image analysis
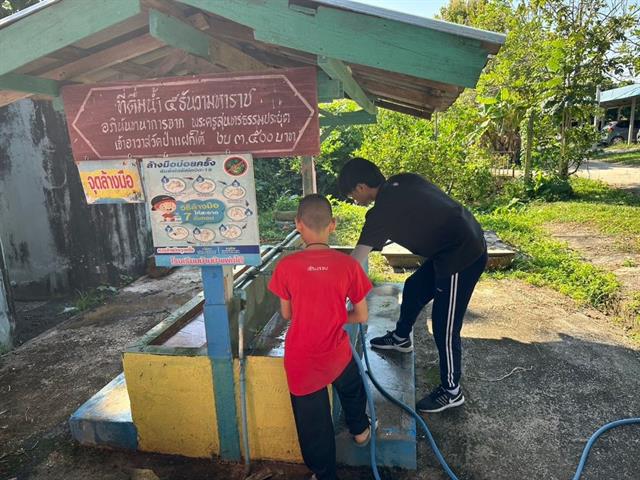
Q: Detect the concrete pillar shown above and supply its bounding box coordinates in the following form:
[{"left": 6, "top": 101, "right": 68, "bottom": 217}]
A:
[
  {"left": 301, "top": 156, "right": 317, "bottom": 196},
  {"left": 0, "top": 236, "right": 14, "bottom": 352},
  {"left": 628, "top": 97, "right": 636, "bottom": 144}
]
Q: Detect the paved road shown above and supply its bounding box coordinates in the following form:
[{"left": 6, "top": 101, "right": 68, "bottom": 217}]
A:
[{"left": 577, "top": 159, "right": 640, "bottom": 190}]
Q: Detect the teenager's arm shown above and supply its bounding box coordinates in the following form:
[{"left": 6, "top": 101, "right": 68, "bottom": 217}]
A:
[
  {"left": 347, "top": 298, "right": 368, "bottom": 324},
  {"left": 351, "top": 244, "right": 373, "bottom": 268},
  {"left": 279, "top": 299, "right": 292, "bottom": 321}
]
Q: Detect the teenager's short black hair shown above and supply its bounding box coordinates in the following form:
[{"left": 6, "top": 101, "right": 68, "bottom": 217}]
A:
[
  {"left": 338, "top": 157, "right": 386, "bottom": 196},
  {"left": 296, "top": 194, "right": 333, "bottom": 231}
]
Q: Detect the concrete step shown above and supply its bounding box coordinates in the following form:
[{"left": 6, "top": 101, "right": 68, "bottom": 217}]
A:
[
  {"left": 69, "top": 373, "right": 137, "bottom": 450},
  {"left": 335, "top": 284, "right": 417, "bottom": 469}
]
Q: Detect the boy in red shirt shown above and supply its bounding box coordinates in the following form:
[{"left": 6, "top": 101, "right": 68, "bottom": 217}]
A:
[{"left": 268, "top": 194, "right": 373, "bottom": 480}]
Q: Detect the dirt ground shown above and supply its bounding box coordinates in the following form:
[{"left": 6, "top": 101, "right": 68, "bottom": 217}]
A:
[
  {"left": 1, "top": 267, "right": 639, "bottom": 480},
  {"left": 576, "top": 160, "right": 640, "bottom": 194}
]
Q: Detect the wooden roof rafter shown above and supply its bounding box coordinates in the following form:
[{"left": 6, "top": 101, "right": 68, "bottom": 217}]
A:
[{"left": 0, "top": 0, "right": 505, "bottom": 119}]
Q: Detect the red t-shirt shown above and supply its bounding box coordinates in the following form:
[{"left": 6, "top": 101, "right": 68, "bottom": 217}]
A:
[{"left": 268, "top": 249, "right": 372, "bottom": 396}]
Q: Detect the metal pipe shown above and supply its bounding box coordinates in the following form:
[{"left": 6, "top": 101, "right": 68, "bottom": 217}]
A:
[
  {"left": 237, "top": 289, "right": 251, "bottom": 476},
  {"left": 234, "top": 230, "right": 300, "bottom": 289}
]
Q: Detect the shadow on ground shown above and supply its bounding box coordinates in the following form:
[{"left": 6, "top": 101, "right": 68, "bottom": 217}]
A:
[{"left": 1, "top": 275, "right": 639, "bottom": 480}]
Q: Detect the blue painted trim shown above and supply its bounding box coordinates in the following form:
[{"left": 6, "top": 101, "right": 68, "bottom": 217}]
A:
[
  {"left": 69, "top": 373, "right": 138, "bottom": 451},
  {"left": 202, "top": 266, "right": 241, "bottom": 461},
  {"left": 212, "top": 357, "right": 242, "bottom": 460}
]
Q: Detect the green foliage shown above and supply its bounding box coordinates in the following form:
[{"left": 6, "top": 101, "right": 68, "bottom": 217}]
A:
[
  {"left": 253, "top": 100, "right": 368, "bottom": 211},
  {"left": 317, "top": 101, "right": 369, "bottom": 197},
  {"left": 73, "top": 286, "right": 117, "bottom": 312},
  {"left": 357, "top": 104, "right": 498, "bottom": 205},
  {"left": 254, "top": 158, "right": 301, "bottom": 211},
  {"left": 0, "top": 0, "right": 40, "bottom": 19},
  {"left": 258, "top": 210, "right": 292, "bottom": 244},
  {"left": 273, "top": 194, "right": 300, "bottom": 212},
  {"left": 329, "top": 197, "right": 367, "bottom": 246}
]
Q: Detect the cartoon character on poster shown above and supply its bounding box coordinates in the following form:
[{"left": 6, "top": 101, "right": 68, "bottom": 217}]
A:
[{"left": 151, "top": 195, "right": 178, "bottom": 222}]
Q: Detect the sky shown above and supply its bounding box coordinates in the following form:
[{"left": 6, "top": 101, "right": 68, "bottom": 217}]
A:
[{"left": 356, "top": 0, "right": 450, "bottom": 19}]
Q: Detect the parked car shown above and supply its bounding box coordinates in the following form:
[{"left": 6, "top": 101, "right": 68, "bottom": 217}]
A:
[{"left": 601, "top": 119, "right": 640, "bottom": 145}]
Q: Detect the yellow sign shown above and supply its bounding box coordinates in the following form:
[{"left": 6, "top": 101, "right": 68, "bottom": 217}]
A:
[{"left": 76, "top": 159, "right": 144, "bottom": 204}]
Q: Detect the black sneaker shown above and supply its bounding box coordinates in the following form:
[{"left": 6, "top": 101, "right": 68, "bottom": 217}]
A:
[
  {"left": 370, "top": 330, "right": 413, "bottom": 352},
  {"left": 416, "top": 386, "right": 465, "bottom": 413}
]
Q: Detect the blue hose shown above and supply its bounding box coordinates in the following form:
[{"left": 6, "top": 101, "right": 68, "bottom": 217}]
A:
[
  {"left": 349, "top": 341, "right": 381, "bottom": 480},
  {"left": 353, "top": 324, "right": 640, "bottom": 480},
  {"left": 571, "top": 418, "right": 640, "bottom": 480}
]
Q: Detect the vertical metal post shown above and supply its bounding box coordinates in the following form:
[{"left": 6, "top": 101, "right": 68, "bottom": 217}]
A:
[
  {"left": 202, "top": 265, "right": 241, "bottom": 461},
  {"left": 628, "top": 97, "right": 636, "bottom": 145},
  {"left": 301, "top": 156, "right": 317, "bottom": 196}
]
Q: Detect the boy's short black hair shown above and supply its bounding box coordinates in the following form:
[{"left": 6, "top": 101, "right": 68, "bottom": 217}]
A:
[
  {"left": 296, "top": 194, "right": 333, "bottom": 232},
  {"left": 338, "top": 158, "right": 386, "bottom": 196}
]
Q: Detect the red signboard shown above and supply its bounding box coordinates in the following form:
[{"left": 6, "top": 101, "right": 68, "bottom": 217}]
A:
[{"left": 61, "top": 67, "right": 319, "bottom": 160}]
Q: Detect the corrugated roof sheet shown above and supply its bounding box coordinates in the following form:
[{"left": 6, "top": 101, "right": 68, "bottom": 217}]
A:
[{"left": 599, "top": 83, "right": 640, "bottom": 105}]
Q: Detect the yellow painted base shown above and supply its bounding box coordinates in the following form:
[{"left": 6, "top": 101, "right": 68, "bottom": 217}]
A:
[
  {"left": 123, "top": 352, "right": 305, "bottom": 462},
  {"left": 237, "top": 356, "right": 302, "bottom": 462},
  {"left": 123, "top": 353, "right": 219, "bottom": 458}
]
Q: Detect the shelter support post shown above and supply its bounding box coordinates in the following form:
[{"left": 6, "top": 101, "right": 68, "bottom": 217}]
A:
[
  {"left": 202, "top": 265, "right": 241, "bottom": 461},
  {"left": 628, "top": 97, "right": 636, "bottom": 144},
  {"left": 301, "top": 156, "right": 317, "bottom": 196}
]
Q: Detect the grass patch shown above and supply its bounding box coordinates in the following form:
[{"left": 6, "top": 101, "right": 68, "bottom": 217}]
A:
[
  {"left": 478, "top": 207, "right": 620, "bottom": 309},
  {"left": 74, "top": 286, "right": 117, "bottom": 312},
  {"left": 594, "top": 147, "right": 640, "bottom": 166},
  {"left": 479, "top": 177, "right": 639, "bottom": 325}
]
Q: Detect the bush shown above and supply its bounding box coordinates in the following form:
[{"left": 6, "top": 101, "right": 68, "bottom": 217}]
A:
[
  {"left": 273, "top": 195, "right": 300, "bottom": 212},
  {"left": 329, "top": 197, "right": 367, "bottom": 245},
  {"left": 357, "top": 106, "right": 498, "bottom": 206}
]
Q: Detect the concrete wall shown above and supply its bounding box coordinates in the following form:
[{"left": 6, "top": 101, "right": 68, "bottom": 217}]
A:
[{"left": 0, "top": 99, "right": 153, "bottom": 298}]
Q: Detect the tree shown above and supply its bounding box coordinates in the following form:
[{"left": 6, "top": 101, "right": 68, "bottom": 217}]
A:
[
  {"left": 441, "top": 0, "right": 640, "bottom": 179},
  {"left": 0, "top": 0, "right": 41, "bottom": 19}
]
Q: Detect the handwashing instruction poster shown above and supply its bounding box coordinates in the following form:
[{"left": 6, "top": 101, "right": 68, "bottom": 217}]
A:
[{"left": 141, "top": 154, "right": 260, "bottom": 266}]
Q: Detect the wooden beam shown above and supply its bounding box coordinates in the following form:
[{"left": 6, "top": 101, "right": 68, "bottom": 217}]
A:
[
  {"left": 0, "top": 91, "right": 31, "bottom": 108},
  {"left": 0, "top": 73, "right": 60, "bottom": 97},
  {"left": 209, "top": 39, "right": 267, "bottom": 71},
  {"left": 318, "top": 56, "right": 376, "bottom": 114},
  {"left": 377, "top": 100, "right": 432, "bottom": 119},
  {"left": 178, "top": 0, "right": 489, "bottom": 88},
  {"left": 148, "top": 7, "right": 268, "bottom": 72},
  {"left": 358, "top": 77, "right": 436, "bottom": 111},
  {"left": 0, "top": 0, "right": 142, "bottom": 77},
  {"left": 317, "top": 70, "right": 344, "bottom": 103},
  {"left": 320, "top": 110, "right": 377, "bottom": 127},
  {"left": 149, "top": 8, "right": 210, "bottom": 60},
  {"left": 147, "top": 49, "right": 191, "bottom": 77},
  {"left": 42, "top": 34, "right": 164, "bottom": 82}
]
